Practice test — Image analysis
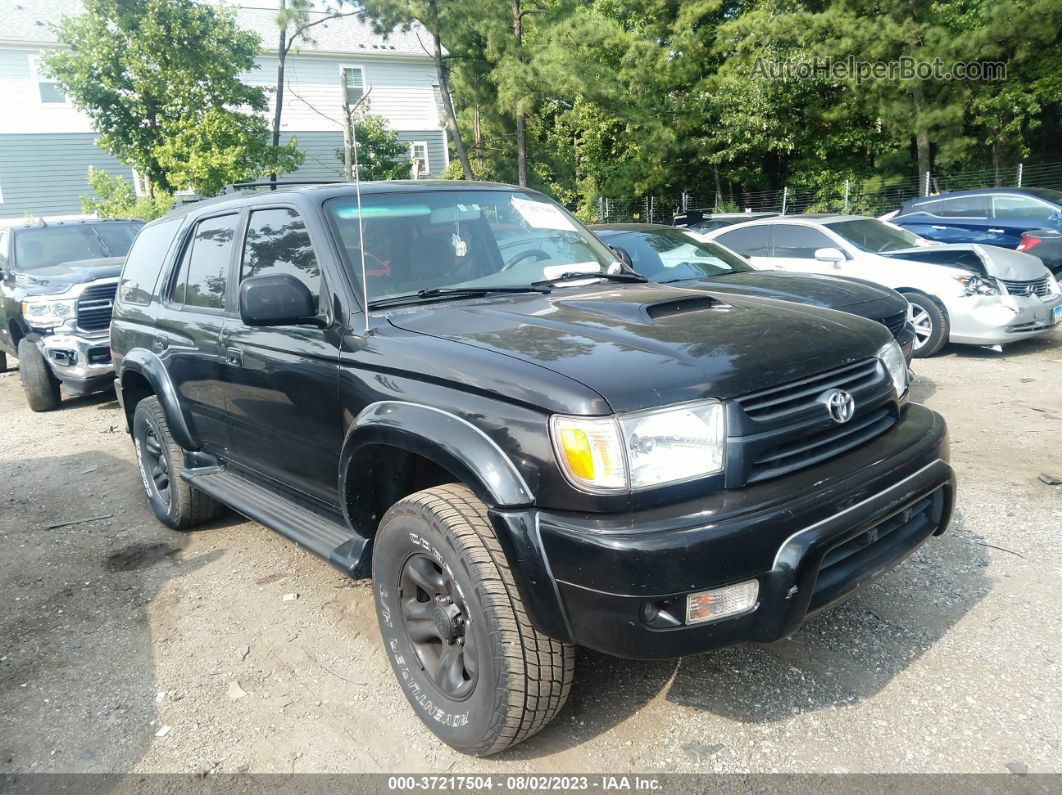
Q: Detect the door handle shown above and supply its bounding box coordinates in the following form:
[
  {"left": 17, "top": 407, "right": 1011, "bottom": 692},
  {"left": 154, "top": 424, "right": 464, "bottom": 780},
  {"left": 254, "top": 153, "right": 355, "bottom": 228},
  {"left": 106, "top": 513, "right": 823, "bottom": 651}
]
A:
[
  {"left": 931, "top": 225, "right": 947, "bottom": 230},
  {"left": 222, "top": 347, "right": 243, "bottom": 367},
  {"left": 152, "top": 336, "right": 168, "bottom": 351},
  {"left": 988, "top": 228, "right": 1005, "bottom": 234}
]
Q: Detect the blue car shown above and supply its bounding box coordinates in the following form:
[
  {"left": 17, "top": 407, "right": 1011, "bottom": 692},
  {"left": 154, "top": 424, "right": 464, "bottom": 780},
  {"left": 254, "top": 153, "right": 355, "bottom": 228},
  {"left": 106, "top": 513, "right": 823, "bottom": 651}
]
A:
[{"left": 890, "top": 187, "right": 1062, "bottom": 249}]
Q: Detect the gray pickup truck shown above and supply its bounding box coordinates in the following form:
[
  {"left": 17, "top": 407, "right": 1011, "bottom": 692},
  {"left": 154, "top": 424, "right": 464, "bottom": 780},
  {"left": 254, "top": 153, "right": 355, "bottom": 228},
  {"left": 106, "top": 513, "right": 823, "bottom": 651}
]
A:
[{"left": 0, "top": 219, "right": 142, "bottom": 411}]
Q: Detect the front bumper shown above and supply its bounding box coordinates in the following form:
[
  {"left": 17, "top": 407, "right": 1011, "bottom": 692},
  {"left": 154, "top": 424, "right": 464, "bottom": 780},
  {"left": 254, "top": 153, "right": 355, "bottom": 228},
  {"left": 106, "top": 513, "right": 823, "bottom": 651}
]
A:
[
  {"left": 492, "top": 403, "right": 952, "bottom": 659},
  {"left": 948, "top": 292, "right": 1062, "bottom": 345},
  {"left": 37, "top": 331, "right": 113, "bottom": 394}
]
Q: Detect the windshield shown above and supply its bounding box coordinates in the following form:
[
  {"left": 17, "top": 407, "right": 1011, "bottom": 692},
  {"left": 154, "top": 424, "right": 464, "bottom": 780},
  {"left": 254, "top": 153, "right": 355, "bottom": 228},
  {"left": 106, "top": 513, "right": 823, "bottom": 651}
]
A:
[
  {"left": 1024, "top": 187, "right": 1062, "bottom": 204},
  {"left": 324, "top": 190, "right": 616, "bottom": 303},
  {"left": 13, "top": 223, "right": 141, "bottom": 270},
  {"left": 825, "top": 219, "right": 921, "bottom": 253},
  {"left": 604, "top": 228, "right": 754, "bottom": 281}
]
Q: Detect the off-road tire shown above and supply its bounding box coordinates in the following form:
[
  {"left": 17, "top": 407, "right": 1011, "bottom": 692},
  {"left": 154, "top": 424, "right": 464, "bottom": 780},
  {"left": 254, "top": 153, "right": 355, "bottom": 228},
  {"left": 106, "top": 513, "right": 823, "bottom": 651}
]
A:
[
  {"left": 17, "top": 338, "right": 60, "bottom": 412},
  {"left": 373, "top": 484, "right": 574, "bottom": 755},
  {"left": 132, "top": 396, "right": 220, "bottom": 530},
  {"left": 907, "top": 292, "right": 949, "bottom": 358}
]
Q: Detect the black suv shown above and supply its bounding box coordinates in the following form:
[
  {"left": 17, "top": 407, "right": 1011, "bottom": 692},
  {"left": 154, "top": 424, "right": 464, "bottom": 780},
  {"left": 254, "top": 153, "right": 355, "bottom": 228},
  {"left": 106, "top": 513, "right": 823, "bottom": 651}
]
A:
[
  {"left": 0, "top": 219, "right": 143, "bottom": 410},
  {"left": 111, "top": 182, "right": 955, "bottom": 755}
]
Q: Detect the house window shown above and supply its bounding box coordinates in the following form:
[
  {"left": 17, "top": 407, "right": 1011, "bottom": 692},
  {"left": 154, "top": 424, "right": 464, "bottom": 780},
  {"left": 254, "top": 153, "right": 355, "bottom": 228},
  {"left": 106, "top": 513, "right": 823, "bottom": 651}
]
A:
[
  {"left": 341, "top": 66, "right": 365, "bottom": 108},
  {"left": 409, "top": 142, "right": 429, "bottom": 178},
  {"left": 28, "top": 55, "right": 66, "bottom": 104}
]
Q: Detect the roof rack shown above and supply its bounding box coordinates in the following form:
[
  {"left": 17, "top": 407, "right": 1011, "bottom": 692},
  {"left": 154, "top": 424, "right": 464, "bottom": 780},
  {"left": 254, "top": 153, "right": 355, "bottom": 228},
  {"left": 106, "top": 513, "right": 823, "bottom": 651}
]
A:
[{"left": 218, "top": 179, "right": 348, "bottom": 195}]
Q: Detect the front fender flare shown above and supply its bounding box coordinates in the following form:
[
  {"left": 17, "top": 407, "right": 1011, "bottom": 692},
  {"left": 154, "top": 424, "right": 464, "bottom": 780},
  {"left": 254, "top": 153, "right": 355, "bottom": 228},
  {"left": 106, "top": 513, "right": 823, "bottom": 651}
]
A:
[
  {"left": 120, "top": 349, "right": 197, "bottom": 451},
  {"left": 341, "top": 401, "right": 534, "bottom": 510}
]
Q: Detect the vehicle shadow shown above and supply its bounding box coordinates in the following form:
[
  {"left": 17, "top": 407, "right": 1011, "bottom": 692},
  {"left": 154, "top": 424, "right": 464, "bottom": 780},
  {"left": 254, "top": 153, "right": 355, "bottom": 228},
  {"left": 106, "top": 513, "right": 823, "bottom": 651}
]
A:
[
  {"left": 0, "top": 450, "right": 225, "bottom": 775},
  {"left": 939, "top": 332, "right": 1061, "bottom": 359},
  {"left": 505, "top": 505, "right": 988, "bottom": 758}
]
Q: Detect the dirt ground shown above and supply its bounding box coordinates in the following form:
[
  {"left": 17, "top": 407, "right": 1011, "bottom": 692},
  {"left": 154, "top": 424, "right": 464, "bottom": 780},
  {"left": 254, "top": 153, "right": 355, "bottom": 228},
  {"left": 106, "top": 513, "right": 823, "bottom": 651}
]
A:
[{"left": 1, "top": 333, "right": 1060, "bottom": 776}]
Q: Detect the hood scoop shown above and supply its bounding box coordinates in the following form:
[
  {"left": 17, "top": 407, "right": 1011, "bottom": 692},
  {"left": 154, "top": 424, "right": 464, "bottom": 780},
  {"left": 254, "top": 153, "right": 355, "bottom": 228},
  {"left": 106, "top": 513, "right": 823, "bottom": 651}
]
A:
[{"left": 646, "top": 296, "right": 719, "bottom": 320}]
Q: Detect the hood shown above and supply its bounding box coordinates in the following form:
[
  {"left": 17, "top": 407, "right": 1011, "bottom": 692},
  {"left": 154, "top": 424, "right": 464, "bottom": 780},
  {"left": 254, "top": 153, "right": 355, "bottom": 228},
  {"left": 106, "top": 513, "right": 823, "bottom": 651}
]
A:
[
  {"left": 385, "top": 283, "right": 888, "bottom": 413},
  {"left": 882, "top": 244, "right": 1048, "bottom": 280},
  {"left": 670, "top": 270, "right": 899, "bottom": 310},
  {"left": 14, "top": 257, "right": 124, "bottom": 295}
]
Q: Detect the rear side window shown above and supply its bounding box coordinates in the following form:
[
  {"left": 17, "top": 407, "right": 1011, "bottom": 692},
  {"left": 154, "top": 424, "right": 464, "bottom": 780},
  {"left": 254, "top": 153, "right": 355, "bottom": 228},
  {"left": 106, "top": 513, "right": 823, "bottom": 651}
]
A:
[
  {"left": 173, "top": 214, "right": 238, "bottom": 310},
  {"left": 118, "top": 219, "right": 181, "bottom": 306},
  {"left": 241, "top": 208, "right": 321, "bottom": 310},
  {"left": 771, "top": 225, "right": 835, "bottom": 258},
  {"left": 920, "top": 196, "right": 988, "bottom": 218},
  {"left": 993, "top": 195, "right": 1056, "bottom": 222},
  {"left": 715, "top": 226, "right": 770, "bottom": 257}
]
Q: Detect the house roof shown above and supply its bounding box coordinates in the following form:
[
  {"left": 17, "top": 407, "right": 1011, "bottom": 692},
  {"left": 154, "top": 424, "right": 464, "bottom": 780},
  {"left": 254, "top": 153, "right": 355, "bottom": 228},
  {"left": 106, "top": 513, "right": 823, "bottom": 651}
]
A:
[{"left": 0, "top": 0, "right": 434, "bottom": 57}]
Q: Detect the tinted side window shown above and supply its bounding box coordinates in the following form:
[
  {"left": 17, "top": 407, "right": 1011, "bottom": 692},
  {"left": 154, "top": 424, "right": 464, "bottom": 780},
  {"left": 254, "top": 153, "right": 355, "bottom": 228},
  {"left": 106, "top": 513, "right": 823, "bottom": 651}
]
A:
[
  {"left": 241, "top": 208, "right": 321, "bottom": 310},
  {"left": 715, "top": 226, "right": 770, "bottom": 257},
  {"left": 771, "top": 225, "right": 835, "bottom": 258},
  {"left": 174, "top": 215, "right": 238, "bottom": 309},
  {"left": 924, "top": 196, "right": 988, "bottom": 218},
  {"left": 993, "top": 195, "right": 1055, "bottom": 222},
  {"left": 118, "top": 219, "right": 181, "bottom": 306}
]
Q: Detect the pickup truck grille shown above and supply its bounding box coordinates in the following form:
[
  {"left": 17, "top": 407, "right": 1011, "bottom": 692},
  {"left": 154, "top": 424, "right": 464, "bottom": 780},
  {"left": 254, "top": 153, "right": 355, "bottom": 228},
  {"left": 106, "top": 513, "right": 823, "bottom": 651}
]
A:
[
  {"left": 1000, "top": 276, "right": 1051, "bottom": 297},
  {"left": 731, "top": 358, "right": 898, "bottom": 485},
  {"left": 735, "top": 358, "right": 880, "bottom": 422},
  {"left": 878, "top": 310, "right": 907, "bottom": 336},
  {"left": 77, "top": 282, "right": 117, "bottom": 332}
]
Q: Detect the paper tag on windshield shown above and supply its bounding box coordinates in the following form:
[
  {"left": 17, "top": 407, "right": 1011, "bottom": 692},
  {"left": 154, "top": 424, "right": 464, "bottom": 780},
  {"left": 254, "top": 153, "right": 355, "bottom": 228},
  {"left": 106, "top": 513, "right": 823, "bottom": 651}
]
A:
[{"left": 512, "top": 197, "right": 576, "bottom": 232}]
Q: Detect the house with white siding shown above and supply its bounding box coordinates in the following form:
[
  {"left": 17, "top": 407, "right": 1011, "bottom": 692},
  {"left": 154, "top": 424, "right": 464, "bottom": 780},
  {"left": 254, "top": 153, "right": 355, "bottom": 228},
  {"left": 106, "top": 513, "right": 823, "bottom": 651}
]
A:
[{"left": 0, "top": 0, "right": 449, "bottom": 219}]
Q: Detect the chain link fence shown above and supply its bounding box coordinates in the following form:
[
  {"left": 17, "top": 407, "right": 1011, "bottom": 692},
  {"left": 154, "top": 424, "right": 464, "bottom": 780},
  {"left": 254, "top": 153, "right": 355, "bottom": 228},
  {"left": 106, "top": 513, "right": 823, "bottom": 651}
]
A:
[{"left": 596, "top": 161, "right": 1062, "bottom": 224}]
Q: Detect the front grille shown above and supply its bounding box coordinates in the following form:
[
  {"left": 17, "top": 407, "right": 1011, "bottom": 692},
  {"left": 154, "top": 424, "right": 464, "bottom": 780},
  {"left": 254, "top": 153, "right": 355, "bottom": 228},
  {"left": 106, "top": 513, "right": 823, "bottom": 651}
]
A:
[
  {"left": 77, "top": 282, "right": 117, "bottom": 332},
  {"left": 735, "top": 358, "right": 880, "bottom": 422},
  {"left": 747, "top": 406, "right": 897, "bottom": 483},
  {"left": 809, "top": 488, "right": 945, "bottom": 612},
  {"left": 1000, "top": 276, "right": 1051, "bottom": 297},
  {"left": 878, "top": 310, "right": 907, "bottom": 336}
]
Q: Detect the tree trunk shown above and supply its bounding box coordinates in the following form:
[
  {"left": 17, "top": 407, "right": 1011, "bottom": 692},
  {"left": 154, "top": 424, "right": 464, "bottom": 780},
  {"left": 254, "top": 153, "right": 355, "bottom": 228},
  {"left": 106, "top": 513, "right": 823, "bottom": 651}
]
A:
[
  {"left": 428, "top": 0, "right": 473, "bottom": 180},
  {"left": 991, "top": 139, "right": 1010, "bottom": 186},
  {"left": 512, "top": 0, "right": 527, "bottom": 186},
  {"left": 713, "top": 165, "right": 722, "bottom": 210},
  {"left": 271, "top": 2, "right": 287, "bottom": 187},
  {"left": 911, "top": 83, "right": 931, "bottom": 195},
  {"left": 342, "top": 102, "right": 353, "bottom": 181}
]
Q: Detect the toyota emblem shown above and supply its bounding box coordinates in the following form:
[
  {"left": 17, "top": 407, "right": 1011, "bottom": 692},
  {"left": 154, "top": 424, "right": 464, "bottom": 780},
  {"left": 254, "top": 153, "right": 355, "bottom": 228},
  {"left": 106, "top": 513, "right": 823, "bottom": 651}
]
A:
[{"left": 819, "top": 388, "right": 855, "bottom": 424}]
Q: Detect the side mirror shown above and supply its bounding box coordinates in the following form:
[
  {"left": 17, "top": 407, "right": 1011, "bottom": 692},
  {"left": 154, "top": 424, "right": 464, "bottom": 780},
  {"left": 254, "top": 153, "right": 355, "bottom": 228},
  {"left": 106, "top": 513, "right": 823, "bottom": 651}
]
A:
[
  {"left": 239, "top": 273, "right": 322, "bottom": 327},
  {"left": 608, "top": 245, "right": 635, "bottom": 270},
  {"left": 814, "top": 247, "right": 846, "bottom": 266}
]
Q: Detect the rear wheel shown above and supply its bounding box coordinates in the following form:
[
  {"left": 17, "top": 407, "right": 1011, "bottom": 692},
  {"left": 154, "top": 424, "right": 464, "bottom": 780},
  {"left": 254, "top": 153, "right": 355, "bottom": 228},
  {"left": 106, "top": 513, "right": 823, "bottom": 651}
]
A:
[
  {"left": 17, "top": 338, "right": 61, "bottom": 412},
  {"left": 373, "top": 484, "right": 574, "bottom": 755},
  {"left": 906, "top": 293, "right": 949, "bottom": 358},
  {"left": 132, "top": 396, "right": 220, "bottom": 530}
]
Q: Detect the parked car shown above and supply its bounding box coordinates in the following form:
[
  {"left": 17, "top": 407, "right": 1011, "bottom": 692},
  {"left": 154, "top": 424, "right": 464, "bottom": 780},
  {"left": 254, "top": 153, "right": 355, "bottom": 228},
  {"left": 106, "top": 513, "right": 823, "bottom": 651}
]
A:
[
  {"left": 706, "top": 215, "right": 1062, "bottom": 357},
  {"left": 672, "top": 210, "right": 778, "bottom": 233},
  {"left": 111, "top": 181, "right": 954, "bottom": 755},
  {"left": 592, "top": 223, "right": 915, "bottom": 360},
  {"left": 0, "top": 218, "right": 143, "bottom": 410},
  {"left": 890, "top": 188, "right": 1062, "bottom": 249},
  {"left": 1018, "top": 228, "right": 1062, "bottom": 275}
]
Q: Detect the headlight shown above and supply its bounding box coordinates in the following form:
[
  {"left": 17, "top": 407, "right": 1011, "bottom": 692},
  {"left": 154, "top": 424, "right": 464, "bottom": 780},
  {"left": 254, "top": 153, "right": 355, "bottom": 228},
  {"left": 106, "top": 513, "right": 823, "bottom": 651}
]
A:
[
  {"left": 551, "top": 400, "right": 725, "bottom": 492},
  {"left": 21, "top": 296, "right": 77, "bottom": 329},
  {"left": 877, "top": 340, "right": 907, "bottom": 397},
  {"left": 955, "top": 274, "right": 1000, "bottom": 296}
]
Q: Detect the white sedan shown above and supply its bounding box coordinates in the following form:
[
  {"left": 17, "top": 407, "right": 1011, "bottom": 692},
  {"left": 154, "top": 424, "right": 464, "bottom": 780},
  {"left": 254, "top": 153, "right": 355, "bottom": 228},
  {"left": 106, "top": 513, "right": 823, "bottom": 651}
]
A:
[{"left": 703, "top": 214, "right": 1062, "bottom": 356}]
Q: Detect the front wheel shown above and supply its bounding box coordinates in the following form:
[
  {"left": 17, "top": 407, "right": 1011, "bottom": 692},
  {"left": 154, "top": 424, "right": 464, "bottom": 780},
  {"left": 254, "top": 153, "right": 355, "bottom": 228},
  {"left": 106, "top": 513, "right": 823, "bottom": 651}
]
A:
[
  {"left": 906, "top": 293, "right": 949, "bottom": 358},
  {"left": 17, "top": 338, "right": 60, "bottom": 412},
  {"left": 373, "top": 484, "right": 574, "bottom": 756}
]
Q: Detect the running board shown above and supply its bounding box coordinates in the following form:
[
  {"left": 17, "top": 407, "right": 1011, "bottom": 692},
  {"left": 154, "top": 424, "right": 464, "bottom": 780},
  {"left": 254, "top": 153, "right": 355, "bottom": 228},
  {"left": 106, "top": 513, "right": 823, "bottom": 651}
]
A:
[{"left": 182, "top": 467, "right": 369, "bottom": 578}]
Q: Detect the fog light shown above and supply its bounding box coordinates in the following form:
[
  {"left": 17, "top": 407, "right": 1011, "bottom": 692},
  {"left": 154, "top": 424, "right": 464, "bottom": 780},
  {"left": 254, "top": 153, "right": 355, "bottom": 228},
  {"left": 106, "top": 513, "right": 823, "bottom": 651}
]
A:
[{"left": 685, "top": 580, "right": 759, "bottom": 624}]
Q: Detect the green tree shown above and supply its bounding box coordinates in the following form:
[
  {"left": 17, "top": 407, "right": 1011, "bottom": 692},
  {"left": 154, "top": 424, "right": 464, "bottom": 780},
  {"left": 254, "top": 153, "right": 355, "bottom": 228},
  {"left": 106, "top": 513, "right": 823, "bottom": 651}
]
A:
[
  {"left": 80, "top": 166, "right": 174, "bottom": 221},
  {"left": 44, "top": 0, "right": 303, "bottom": 194},
  {"left": 336, "top": 111, "right": 412, "bottom": 181}
]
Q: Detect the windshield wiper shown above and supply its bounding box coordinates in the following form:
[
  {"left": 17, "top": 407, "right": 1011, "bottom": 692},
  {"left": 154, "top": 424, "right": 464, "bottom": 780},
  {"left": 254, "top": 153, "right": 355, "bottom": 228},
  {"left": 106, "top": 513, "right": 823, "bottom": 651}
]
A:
[
  {"left": 88, "top": 226, "right": 112, "bottom": 258},
  {"left": 532, "top": 271, "right": 647, "bottom": 288},
  {"left": 368, "top": 285, "right": 551, "bottom": 309}
]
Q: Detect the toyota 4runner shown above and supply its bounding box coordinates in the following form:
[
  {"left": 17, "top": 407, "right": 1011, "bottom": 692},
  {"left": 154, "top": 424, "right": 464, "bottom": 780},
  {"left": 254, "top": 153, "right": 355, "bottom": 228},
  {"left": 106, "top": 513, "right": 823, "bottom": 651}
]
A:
[
  {"left": 110, "top": 182, "right": 955, "bottom": 755},
  {"left": 0, "top": 218, "right": 143, "bottom": 411}
]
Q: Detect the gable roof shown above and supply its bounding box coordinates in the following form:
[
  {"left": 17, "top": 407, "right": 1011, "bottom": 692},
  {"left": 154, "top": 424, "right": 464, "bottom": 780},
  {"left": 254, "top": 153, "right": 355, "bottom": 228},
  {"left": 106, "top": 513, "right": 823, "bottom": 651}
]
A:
[{"left": 0, "top": 0, "right": 434, "bottom": 57}]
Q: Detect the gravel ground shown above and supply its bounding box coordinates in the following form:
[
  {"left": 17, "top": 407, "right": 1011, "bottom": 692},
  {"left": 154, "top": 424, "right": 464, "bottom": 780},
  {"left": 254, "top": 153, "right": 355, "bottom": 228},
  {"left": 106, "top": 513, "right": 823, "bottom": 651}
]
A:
[{"left": 0, "top": 333, "right": 1060, "bottom": 776}]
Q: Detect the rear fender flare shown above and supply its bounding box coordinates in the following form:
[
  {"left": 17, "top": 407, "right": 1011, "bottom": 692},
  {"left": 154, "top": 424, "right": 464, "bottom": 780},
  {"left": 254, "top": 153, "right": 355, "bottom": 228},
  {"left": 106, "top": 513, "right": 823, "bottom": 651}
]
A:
[{"left": 120, "top": 349, "right": 197, "bottom": 451}]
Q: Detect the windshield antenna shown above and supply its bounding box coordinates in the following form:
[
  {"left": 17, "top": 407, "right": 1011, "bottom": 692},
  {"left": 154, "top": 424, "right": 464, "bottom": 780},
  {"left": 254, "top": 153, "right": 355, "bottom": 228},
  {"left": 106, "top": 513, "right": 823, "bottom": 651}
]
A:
[{"left": 348, "top": 87, "right": 374, "bottom": 336}]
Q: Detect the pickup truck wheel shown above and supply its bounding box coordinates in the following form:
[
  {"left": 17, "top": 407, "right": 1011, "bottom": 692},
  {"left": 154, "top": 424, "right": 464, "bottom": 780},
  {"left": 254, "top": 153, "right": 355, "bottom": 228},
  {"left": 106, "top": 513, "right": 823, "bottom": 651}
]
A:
[
  {"left": 17, "top": 338, "right": 61, "bottom": 412},
  {"left": 906, "top": 293, "right": 949, "bottom": 358},
  {"left": 373, "top": 484, "right": 574, "bottom": 756},
  {"left": 132, "top": 396, "right": 220, "bottom": 530}
]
